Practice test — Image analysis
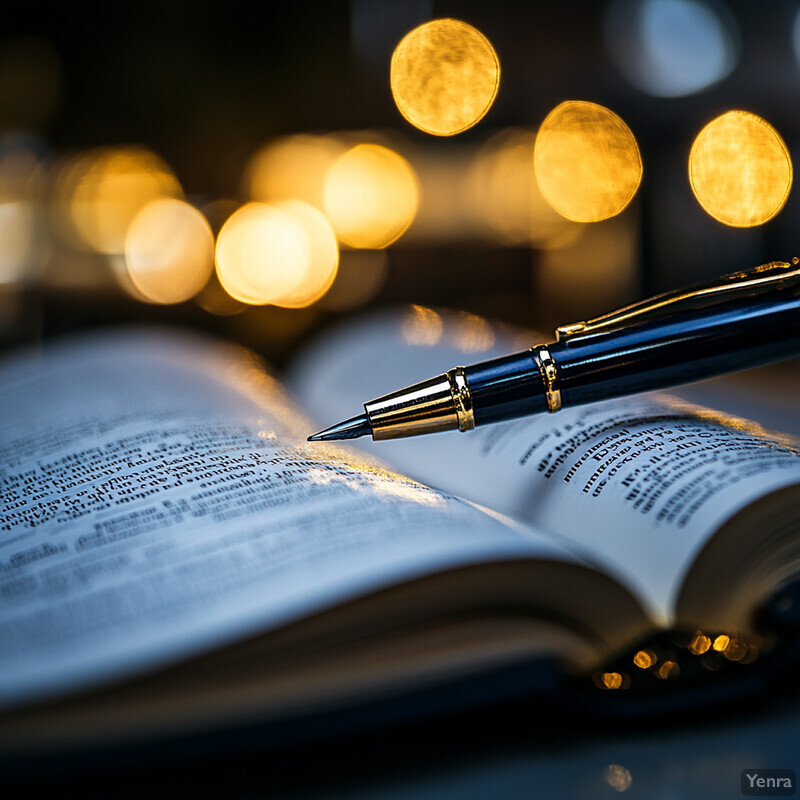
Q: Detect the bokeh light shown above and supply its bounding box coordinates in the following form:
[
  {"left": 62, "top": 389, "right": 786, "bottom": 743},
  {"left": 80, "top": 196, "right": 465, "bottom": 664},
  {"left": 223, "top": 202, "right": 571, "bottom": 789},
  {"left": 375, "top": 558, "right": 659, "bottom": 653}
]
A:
[
  {"left": 58, "top": 146, "right": 182, "bottom": 254},
  {"left": 632, "top": 649, "right": 657, "bottom": 669},
  {"left": 401, "top": 304, "right": 443, "bottom": 346},
  {"left": 0, "top": 142, "right": 48, "bottom": 284},
  {"left": 467, "top": 127, "right": 581, "bottom": 247},
  {"left": 107, "top": 253, "right": 149, "bottom": 302},
  {"left": 600, "top": 672, "right": 623, "bottom": 689},
  {"left": 449, "top": 310, "right": 496, "bottom": 354},
  {"left": 245, "top": 134, "right": 345, "bottom": 210},
  {"left": 688, "top": 632, "right": 712, "bottom": 655},
  {"left": 605, "top": 0, "right": 739, "bottom": 97},
  {"left": 194, "top": 200, "right": 247, "bottom": 315},
  {"left": 534, "top": 101, "right": 642, "bottom": 222},
  {"left": 323, "top": 143, "right": 419, "bottom": 248},
  {"left": 124, "top": 198, "right": 215, "bottom": 304},
  {"left": 215, "top": 202, "right": 311, "bottom": 306},
  {"left": 688, "top": 110, "right": 792, "bottom": 227},
  {"left": 0, "top": 202, "right": 39, "bottom": 285},
  {"left": 272, "top": 200, "right": 339, "bottom": 308},
  {"left": 390, "top": 18, "right": 500, "bottom": 137},
  {"left": 722, "top": 637, "right": 748, "bottom": 661},
  {"left": 656, "top": 660, "right": 680, "bottom": 679},
  {"left": 712, "top": 634, "right": 730, "bottom": 652},
  {"left": 605, "top": 764, "right": 633, "bottom": 792}
]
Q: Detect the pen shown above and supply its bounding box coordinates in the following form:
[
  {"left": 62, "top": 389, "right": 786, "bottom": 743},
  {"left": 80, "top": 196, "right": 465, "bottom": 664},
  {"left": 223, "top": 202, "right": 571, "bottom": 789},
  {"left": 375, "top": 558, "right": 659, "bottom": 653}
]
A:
[{"left": 308, "top": 258, "right": 800, "bottom": 442}]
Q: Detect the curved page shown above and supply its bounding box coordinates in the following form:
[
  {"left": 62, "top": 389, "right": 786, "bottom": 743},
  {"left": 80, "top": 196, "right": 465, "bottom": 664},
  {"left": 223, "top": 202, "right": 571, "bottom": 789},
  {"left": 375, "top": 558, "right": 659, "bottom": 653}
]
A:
[
  {"left": 0, "top": 327, "right": 579, "bottom": 709},
  {"left": 291, "top": 307, "right": 800, "bottom": 624}
]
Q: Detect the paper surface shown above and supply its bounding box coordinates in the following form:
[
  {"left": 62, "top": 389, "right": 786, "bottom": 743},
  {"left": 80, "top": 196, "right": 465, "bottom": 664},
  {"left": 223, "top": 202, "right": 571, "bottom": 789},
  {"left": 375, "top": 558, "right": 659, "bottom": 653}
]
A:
[
  {"left": 291, "top": 308, "right": 800, "bottom": 622},
  {"left": 0, "top": 328, "right": 573, "bottom": 708}
]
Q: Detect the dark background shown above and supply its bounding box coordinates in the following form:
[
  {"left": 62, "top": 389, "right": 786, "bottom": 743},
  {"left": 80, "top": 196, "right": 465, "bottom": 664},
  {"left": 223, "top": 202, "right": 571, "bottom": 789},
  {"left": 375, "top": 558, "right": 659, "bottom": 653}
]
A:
[{"left": 2, "top": 0, "right": 800, "bottom": 362}]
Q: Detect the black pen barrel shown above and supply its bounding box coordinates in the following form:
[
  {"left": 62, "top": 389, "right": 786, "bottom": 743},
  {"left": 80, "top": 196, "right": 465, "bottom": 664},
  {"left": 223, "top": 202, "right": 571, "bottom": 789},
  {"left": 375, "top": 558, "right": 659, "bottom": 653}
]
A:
[
  {"left": 552, "top": 285, "right": 800, "bottom": 408},
  {"left": 463, "top": 285, "right": 800, "bottom": 427},
  {"left": 464, "top": 350, "right": 549, "bottom": 425}
]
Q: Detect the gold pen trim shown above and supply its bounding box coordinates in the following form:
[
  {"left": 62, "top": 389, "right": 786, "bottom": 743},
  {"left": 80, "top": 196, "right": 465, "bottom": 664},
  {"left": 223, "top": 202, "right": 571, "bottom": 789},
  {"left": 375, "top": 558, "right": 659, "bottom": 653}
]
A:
[
  {"left": 364, "top": 368, "right": 474, "bottom": 440},
  {"left": 450, "top": 367, "right": 475, "bottom": 432},
  {"left": 532, "top": 345, "right": 562, "bottom": 413},
  {"left": 556, "top": 258, "right": 800, "bottom": 342}
]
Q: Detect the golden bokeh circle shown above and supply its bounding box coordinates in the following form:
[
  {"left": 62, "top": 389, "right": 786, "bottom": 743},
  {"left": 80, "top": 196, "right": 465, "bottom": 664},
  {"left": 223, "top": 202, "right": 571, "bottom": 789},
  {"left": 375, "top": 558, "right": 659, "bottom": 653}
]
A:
[
  {"left": 390, "top": 18, "right": 500, "bottom": 137},
  {"left": 467, "top": 127, "right": 580, "bottom": 247},
  {"left": 689, "top": 110, "right": 792, "bottom": 227},
  {"left": 272, "top": 200, "right": 339, "bottom": 308},
  {"left": 245, "top": 134, "right": 345, "bottom": 209},
  {"left": 215, "top": 202, "right": 311, "bottom": 305},
  {"left": 124, "top": 198, "right": 214, "bottom": 305},
  {"left": 61, "top": 146, "right": 182, "bottom": 254},
  {"left": 323, "top": 143, "right": 419, "bottom": 249},
  {"left": 534, "top": 101, "right": 642, "bottom": 222}
]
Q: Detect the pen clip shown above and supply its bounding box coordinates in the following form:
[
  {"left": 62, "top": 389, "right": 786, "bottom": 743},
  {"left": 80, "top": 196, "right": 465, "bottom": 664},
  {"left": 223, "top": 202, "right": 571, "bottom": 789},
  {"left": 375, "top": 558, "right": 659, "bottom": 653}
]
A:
[{"left": 555, "top": 258, "right": 800, "bottom": 342}]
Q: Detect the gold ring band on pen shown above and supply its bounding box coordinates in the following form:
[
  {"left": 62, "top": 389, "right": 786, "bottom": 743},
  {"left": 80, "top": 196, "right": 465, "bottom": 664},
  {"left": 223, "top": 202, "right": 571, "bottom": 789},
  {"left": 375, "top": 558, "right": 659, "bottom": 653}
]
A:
[
  {"left": 532, "top": 346, "right": 562, "bottom": 413},
  {"left": 449, "top": 367, "right": 475, "bottom": 432}
]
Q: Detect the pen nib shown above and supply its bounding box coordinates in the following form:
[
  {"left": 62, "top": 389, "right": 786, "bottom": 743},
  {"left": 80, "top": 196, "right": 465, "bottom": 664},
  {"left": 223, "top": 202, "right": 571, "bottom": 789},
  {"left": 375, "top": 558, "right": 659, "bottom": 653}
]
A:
[{"left": 307, "top": 414, "right": 372, "bottom": 442}]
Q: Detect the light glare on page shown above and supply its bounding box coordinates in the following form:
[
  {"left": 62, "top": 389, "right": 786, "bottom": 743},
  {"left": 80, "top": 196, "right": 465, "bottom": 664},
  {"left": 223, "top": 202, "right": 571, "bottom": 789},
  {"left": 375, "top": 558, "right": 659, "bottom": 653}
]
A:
[{"left": 307, "top": 467, "right": 444, "bottom": 506}]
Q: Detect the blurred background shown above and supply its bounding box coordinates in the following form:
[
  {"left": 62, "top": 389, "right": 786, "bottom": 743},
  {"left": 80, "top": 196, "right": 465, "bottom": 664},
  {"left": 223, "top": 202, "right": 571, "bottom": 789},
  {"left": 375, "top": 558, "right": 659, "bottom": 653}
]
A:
[
  {"left": 4, "top": 3, "right": 800, "bottom": 794},
  {"left": 0, "top": 0, "right": 799, "bottom": 369}
]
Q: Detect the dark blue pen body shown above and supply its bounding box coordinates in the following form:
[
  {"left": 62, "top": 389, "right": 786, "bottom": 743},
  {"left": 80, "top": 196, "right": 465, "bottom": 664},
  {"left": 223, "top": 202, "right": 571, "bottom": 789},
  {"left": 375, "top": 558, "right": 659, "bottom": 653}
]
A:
[{"left": 465, "top": 286, "right": 800, "bottom": 427}]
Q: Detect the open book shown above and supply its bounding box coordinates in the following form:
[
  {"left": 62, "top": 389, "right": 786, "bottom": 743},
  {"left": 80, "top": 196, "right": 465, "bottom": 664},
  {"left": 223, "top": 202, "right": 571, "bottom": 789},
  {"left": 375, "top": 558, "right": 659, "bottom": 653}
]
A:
[{"left": 2, "top": 308, "right": 800, "bottom": 756}]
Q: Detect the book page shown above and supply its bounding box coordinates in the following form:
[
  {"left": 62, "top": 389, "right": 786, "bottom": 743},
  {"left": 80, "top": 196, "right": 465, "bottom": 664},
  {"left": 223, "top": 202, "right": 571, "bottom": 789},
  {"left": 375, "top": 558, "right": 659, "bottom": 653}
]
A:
[
  {"left": 291, "top": 308, "right": 800, "bottom": 623},
  {"left": 0, "top": 327, "right": 577, "bottom": 709}
]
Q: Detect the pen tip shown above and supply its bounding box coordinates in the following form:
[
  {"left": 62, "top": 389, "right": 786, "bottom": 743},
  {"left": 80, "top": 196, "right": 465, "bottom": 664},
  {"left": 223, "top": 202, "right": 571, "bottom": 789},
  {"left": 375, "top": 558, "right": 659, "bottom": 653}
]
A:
[{"left": 307, "top": 414, "right": 372, "bottom": 442}]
